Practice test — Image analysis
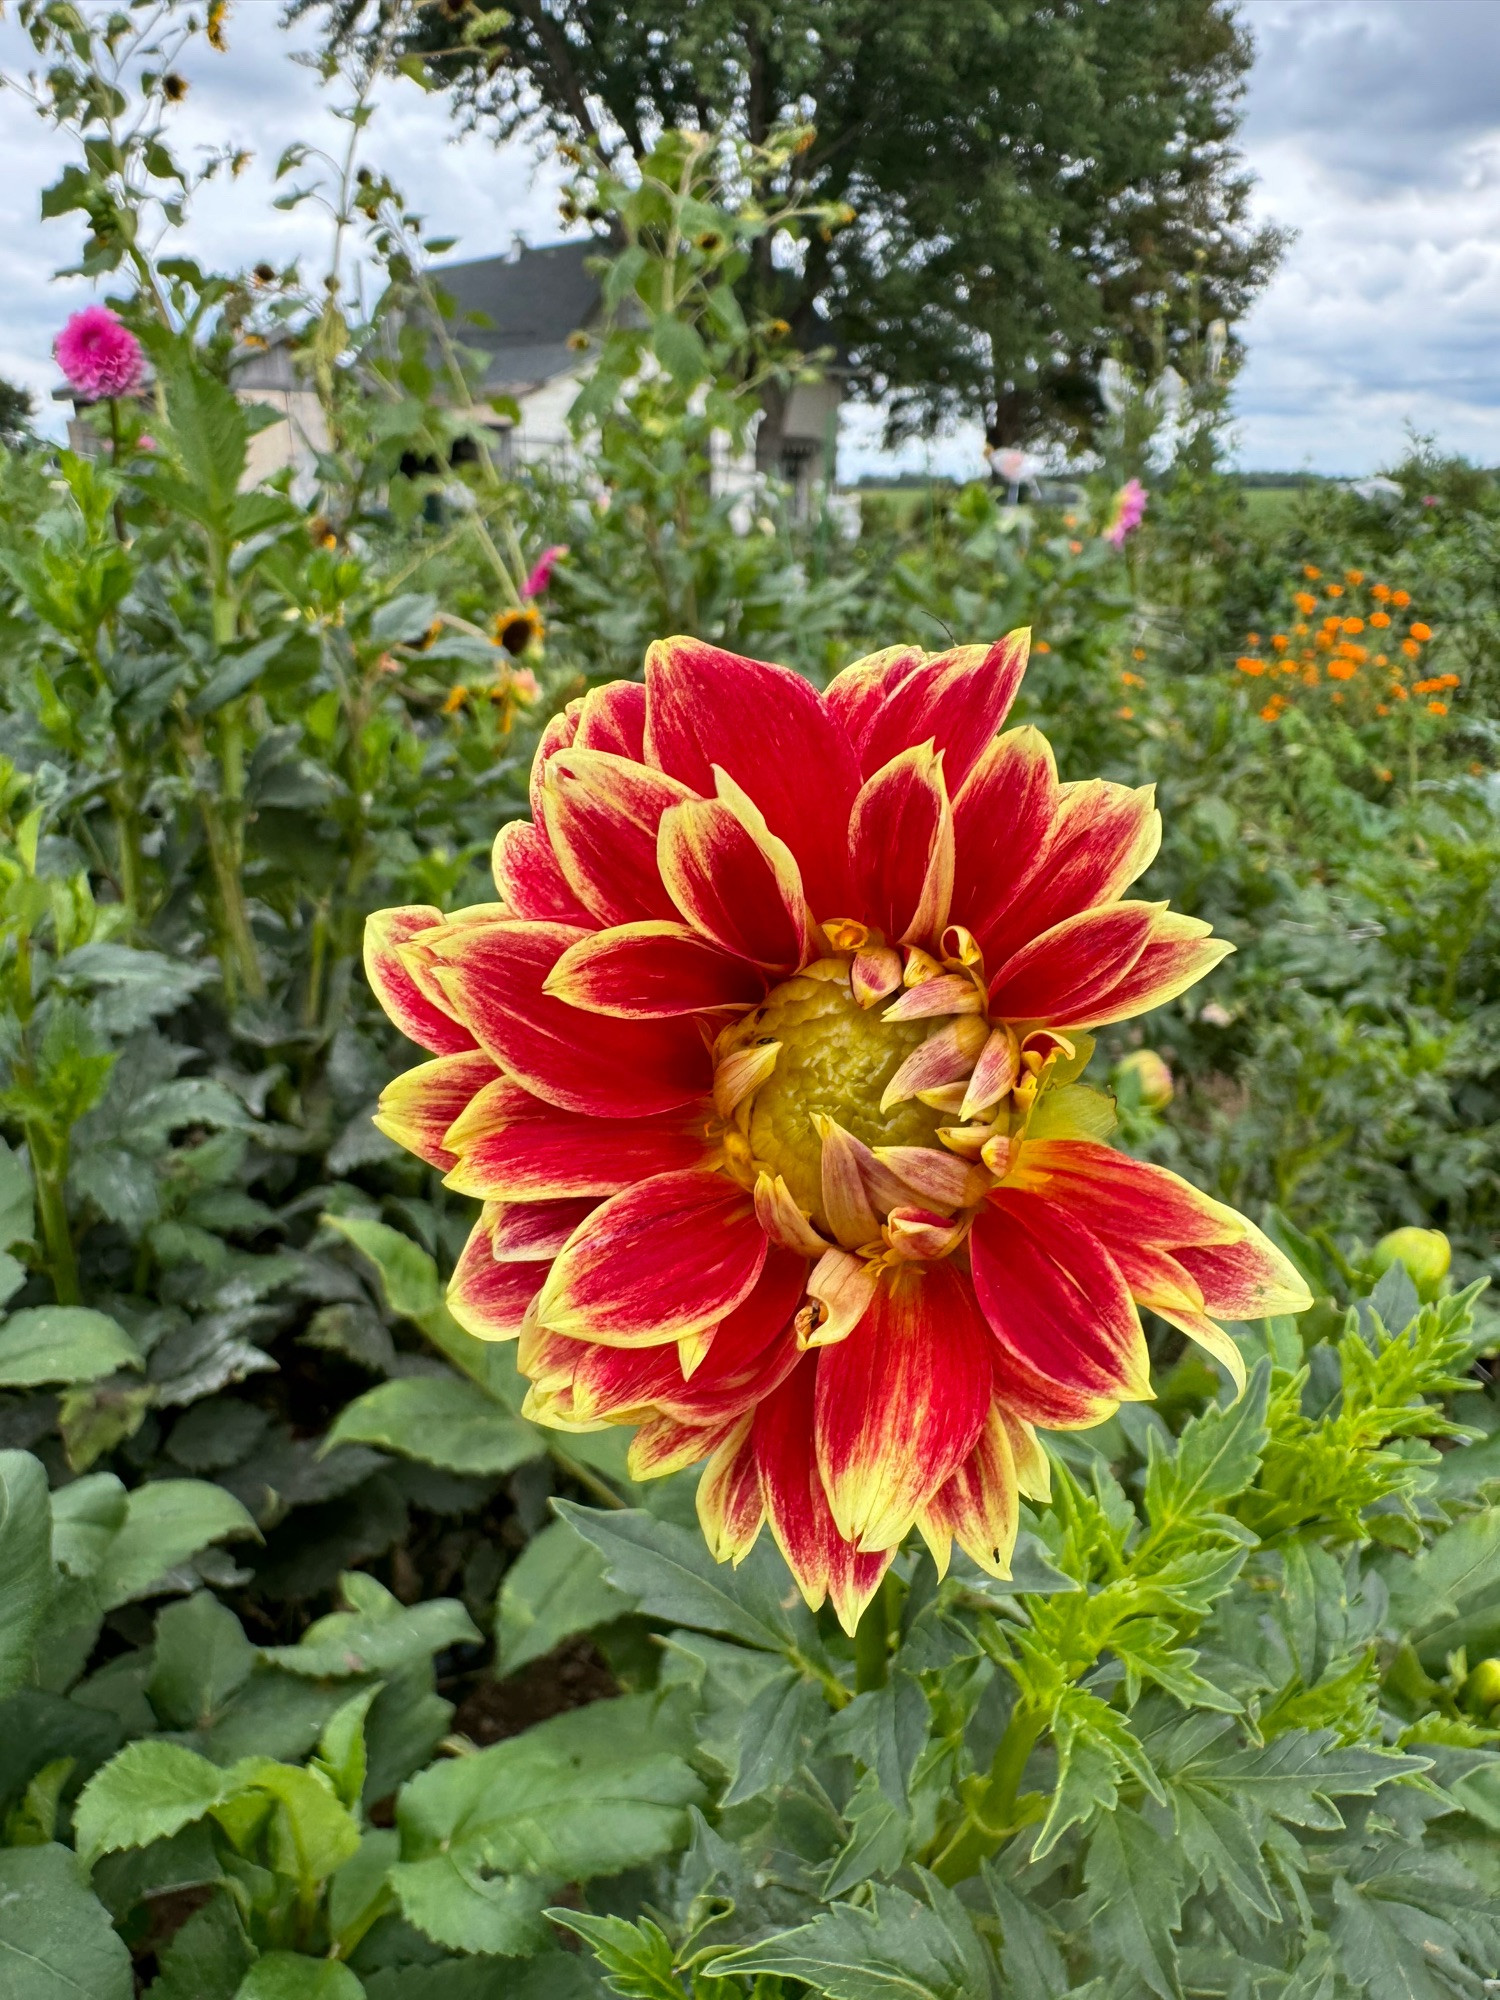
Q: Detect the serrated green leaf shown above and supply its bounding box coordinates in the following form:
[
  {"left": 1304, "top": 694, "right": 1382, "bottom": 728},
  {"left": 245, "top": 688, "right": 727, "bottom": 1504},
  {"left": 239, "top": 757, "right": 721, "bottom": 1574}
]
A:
[
  {"left": 73, "top": 1739, "right": 233, "bottom": 1865},
  {"left": 496, "top": 1515, "right": 634, "bottom": 1674},
  {"left": 0, "top": 1307, "right": 141, "bottom": 1388},
  {"left": 234, "top": 1955, "right": 365, "bottom": 2000},
  {"left": 92, "top": 1479, "right": 257, "bottom": 1608},
  {"left": 261, "top": 1572, "right": 478, "bottom": 1679},
  {"left": 713, "top": 1881, "right": 996, "bottom": 1999},
  {"left": 0, "top": 1451, "right": 52, "bottom": 1698},
  {"left": 1386, "top": 1508, "right": 1500, "bottom": 1636},
  {"left": 326, "top": 1374, "right": 541, "bottom": 1475},
  {"left": 0, "top": 1842, "right": 133, "bottom": 1998},
  {"left": 1079, "top": 1806, "right": 1184, "bottom": 2000},
  {"left": 148, "top": 1590, "right": 255, "bottom": 1729}
]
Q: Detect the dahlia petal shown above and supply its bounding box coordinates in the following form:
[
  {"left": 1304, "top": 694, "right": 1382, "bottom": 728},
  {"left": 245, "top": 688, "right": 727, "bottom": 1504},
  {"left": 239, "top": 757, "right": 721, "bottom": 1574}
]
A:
[
  {"left": 971, "top": 1190, "right": 1152, "bottom": 1406},
  {"left": 574, "top": 678, "right": 647, "bottom": 760},
  {"left": 1174, "top": 1231, "right": 1314, "bottom": 1322},
  {"left": 536, "top": 1168, "right": 767, "bottom": 1346},
  {"left": 961, "top": 1026, "right": 1021, "bottom": 1120},
  {"left": 529, "top": 703, "right": 581, "bottom": 827},
  {"left": 812, "top": 1116, "right": 918, "bottom": 1224},
  {"left": 986, "top": 902, "right": 1158, "bottom": 1027},
  {"left": 990, "top": 1343, "right": 1122, "bottom": 1430},
  {"left": 753, "top": 1363, "right": 891, "bottom": 1632},
  {"left": 491, "top": 819, "right": 594, "bottom": 924},
  {"left": 814, "top": 1262, "right": 993, "bottom": 1553},
  {"left": 799, "top": 1246, "right": 880, "bottom": 1348},
  {"left": 489, "top": 1197, "right": 600, "bottom": 1260},
  {"left": 523, "top": 1326, "right": 670, "bottom": 1426},
  {"left": 545, "top": 921, "right": 764, "bottom": 1017},
  {"left": 851, "top": 945, "right": 903, "bottom": 1008},
  {"left": 879, "top": 1015, "right": 990, "bottom": 1112},
  {"left": 882, "top": 974, "right": 983, "bottom": 1022},
  {"left": 544, "top": 749, "right": 696, "bottom": 927},
  {"left": 850, "top": 743, "right": 955, "bottom": 947},
  {"left": 978, "top": 777, "right": 1161, "bottom": 971},
  {"left": 651, "top": 1248, "right": 807, "bottom": 1421},
  {"left": 448, "top": 1216, "right": 547, "bottom": 1341},
  {"left": 754, "top": 1172, "right": 828, "bottom": 1256},
  {"left": 884, "top": 1206, "right": 969, "bottom": 1261},
  {"left": 425, "top": 918, "right": 713, "bottom": 1117},
  {"left": 824, "top": 644, "right": 924, "bottom": 761},
  {"left": 697, "top": 1417, "right": 765, "bottom": 1563},
  {"left": 444, "top": 1078, "right": 713, "bottom": 1201},
  {"left": 658, "top": 794, "right": 812, "bottom": 970},
  {"left": 843, "top": 634, "right": 1031, "bottom": 790},
  {"left": 1065, "top": 912, "right": 1233, "bottom": 1030},
  {"left": 628, "top": 1412, "right": 738, "bottom": 1480},
  {"left": 364, "top": 906, "right": 476, "bottom": 1053},
  {"left": 816, "top": 1117, "right": 882, "bottom": 1250},
  {"left": 917, "top": 1405, "right": 1019, "bottom": 1580},
  {"left": 998, "top": 1408, "right": 1052, "bottom": 1501},
  {"left": 374, "top": 1049, "right": 500, "bottom": 1169},
  {"left": 644, "top": 637, "right": 861, "bottom": 915},
  {"left": 1005, "top": 1139, "right": 1242, "bottom": 1247},
  {"left": 951, "top": 726, "right": 1061, "bottom": 958},
  {"left": 872, "top": 1144, "right": 987, "bottom": 1211},
  {"left": 714, "top": 1041, "right": 781, "bottom": 1120}
]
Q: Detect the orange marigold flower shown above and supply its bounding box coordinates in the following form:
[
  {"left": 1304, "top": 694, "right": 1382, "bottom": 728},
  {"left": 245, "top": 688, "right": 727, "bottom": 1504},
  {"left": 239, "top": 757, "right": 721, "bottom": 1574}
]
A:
[
  {"left": 1115, "top": 705, "right": 1135, "bottom": 719},
  {"left": 1371, "top": 583, "right": 1391, "bottom": 601},
  {"left": 1330, "top": 691, "right": 1345, "bottom": 705},
  {"left": 1325, "top": 584, "right": 1344, "bottom": 599},
  {"left": 1132, "top": 647, "right": 1148, "bottom": 661},
  {"left": 1271, "top": 634, "right": 1289, "bottom": 652},
  {"left": 1375, "top": 653, "right": 1389, "bottom": 667},
  {"left": 1413, "top": 678, "right": 1440, "bottom": 695},
  {"left": 1401, "top": 638, "right": 1421, "bottom": 659},
  {"left": 1327, "top": 660, "right": 1357, "bottom": 681},
  {"left": 1294, "top": 621, "right": 1310, "bottom": 636},
  {"left": 1236, "top": 656, "right": 1266, "bottom": 676},
  {"left": 442, "top": 685, "right": 468, "bottom": 714},
  {"left": 1370, "top": 612, "right": 1390, "bottom": 628},
  {"left": 1121, "top": 671, "right": 1146, "bottom": 688},
  {"left": 1375, "top": 705, "right": 1390, "bottom": 718},
  {"left": 1392, "top": 589, "right": 1411, "bottom": 607},
  {"left": 1427, "top": 699, "right": 1448, "bottom": 715},
  {"left": 1410, "top": 621, "right": 1432, "bottom": 642},
  {"left": 1303, "top": 565, "right": 1322, "bottom": 580},
  {"left": 1260, "top": 694, "right": 1290, "bottom": 721},
  {"left": 1245, "top": 632, "right": 1261, "bottom": 647},
  {"left": 1068, "top": 540, "right": 1083, "bottom": 554},
  {"left": 1345, "top": 569, "right": 1364, "bottom": 585},
  {"left": 1035, "top": 640, "right": 1051, "bottom": 654},
  {"left": 1294, "top": 593, "right": 1318, "bottom": 616},
  {"left": 363, "top": 638, "right": 1311, "bottom": 1629},
  {"left": 1342, "top": 617, "right": 1364, "bottom": 635},
  {"left": 1440, "top": 673, "right": 1461, "bottom": 689}
]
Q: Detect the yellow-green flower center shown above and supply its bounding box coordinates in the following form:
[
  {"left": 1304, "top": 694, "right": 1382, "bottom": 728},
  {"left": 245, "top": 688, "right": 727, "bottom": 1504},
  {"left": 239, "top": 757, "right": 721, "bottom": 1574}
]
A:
[{"left": 738, "top": 973, "right": 944, "bottom": 1231}]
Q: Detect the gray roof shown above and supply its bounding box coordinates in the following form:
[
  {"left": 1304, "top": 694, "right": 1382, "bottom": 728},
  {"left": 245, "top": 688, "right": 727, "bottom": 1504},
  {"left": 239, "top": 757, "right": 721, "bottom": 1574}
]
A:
[{"left": 432, "top": 240, "right": 604, "bottom": 394}]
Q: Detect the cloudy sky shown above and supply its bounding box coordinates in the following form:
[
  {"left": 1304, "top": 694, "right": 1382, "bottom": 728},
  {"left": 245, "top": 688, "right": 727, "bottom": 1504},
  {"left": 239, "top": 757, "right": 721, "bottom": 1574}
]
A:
[{"left": 1, "top": 0, "right": 1498, "bottom": 477}]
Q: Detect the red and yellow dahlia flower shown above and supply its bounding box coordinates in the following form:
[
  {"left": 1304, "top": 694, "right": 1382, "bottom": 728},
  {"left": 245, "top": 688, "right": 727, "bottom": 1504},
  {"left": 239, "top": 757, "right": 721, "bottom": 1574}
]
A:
[{"left": 365, "top": 636, "right": 1310, "bottom": 1632}]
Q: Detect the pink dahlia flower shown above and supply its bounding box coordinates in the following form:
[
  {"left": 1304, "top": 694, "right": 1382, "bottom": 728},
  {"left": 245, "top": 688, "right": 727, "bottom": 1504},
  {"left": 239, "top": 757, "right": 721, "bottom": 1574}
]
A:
[
  {"left": 522, "top": 545, "right": 568, "bottom": 598},
  {"left": 54, "top": 307, "right": 145, "bottom": 401},
  {"left": 1103, "top": 478, "right": 1147, "bottom": 550}
]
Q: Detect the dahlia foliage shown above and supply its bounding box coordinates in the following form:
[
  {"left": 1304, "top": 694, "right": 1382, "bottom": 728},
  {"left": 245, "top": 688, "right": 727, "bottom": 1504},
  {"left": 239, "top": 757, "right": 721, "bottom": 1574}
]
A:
[{"left": 366, "top": 637, "right": 1310, "bottom": 1631}]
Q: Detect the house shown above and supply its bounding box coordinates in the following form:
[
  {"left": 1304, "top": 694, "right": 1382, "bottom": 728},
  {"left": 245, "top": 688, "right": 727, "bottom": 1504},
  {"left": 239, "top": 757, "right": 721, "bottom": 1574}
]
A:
[{"left": 433, "top": 239, "right": 845, "bottom": 509}]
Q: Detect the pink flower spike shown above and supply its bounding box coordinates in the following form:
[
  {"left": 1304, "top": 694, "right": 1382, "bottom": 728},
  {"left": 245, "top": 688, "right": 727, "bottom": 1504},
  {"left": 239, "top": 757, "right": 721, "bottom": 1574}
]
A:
[
  {"left": 523, "top": 545, "right": 568, "bottom": 598},
  {"left": 54, "top": 307, "right": 145, "bottom": 400},
  {"left": 1103, "top": 478, "right": 1147, "bottom": 550}
]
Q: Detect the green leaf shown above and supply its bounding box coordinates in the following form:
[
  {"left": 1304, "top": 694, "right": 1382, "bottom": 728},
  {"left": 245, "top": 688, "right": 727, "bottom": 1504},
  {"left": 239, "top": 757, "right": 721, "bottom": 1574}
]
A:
[
  {"left": 1143, "top": 1358, "right": 1270, "bottom": 1530},
  {"left": 261, "top": 1572, "right": 479, "bottom": 1678},
  {"left": 0, "top": 1141, "right": 35, "bottom": 1248},
  {"left": 386, "top": 1858, "right": 552, "bottom": 1957},
  {"left": 396, "top": 1692, "right": 703, "bottom": 1888},
  {"left": 325, "top": 1214, "right": 443, "bottom": 1322},
  {"left": 361, "top": 1957, "right": 597, "bottom": 2000},
  {"left": 554, "top": 1502, "right": 803, "bottom": 1654},
  {"left": 1386, "top": 1508, "right": 1500, "bottom": 1635},
  {"left": 92, "top": 1479, "right": 258, "bottom": 1609},
  {"left": 496, "top": 1516, "right": 634, "bottom": 1674},
  {"left": 313, "top": 1684, "right": 380, "bottom": 1809},
  {"left": 49, "top": 1473, "right": 127, "bottom": 1579},
  {"left": 146, "top": 1890, "right": 254, "bottom": 2000},
  {"left": 713, "top": 1881, "right": 996, "bottom": 1999},
  {"left": 548, "top": 1912, "right": 681, "bottom": 1998},
  {"left": 1079, "top": 1806, "right": 1184, "bottom": 2000},
  {"left": 326, "top": 1375, "right": 541, "bottom": 1476},
  {"left": 234, "top": 1956, "right": 365, "bottom": 2000},
  {"left": 0, "top": 1307, "right": 142, "bottom": 1388},
  {"left": 230, "top": 1759, "right": 362, "bottom": 1881},
  {"left": 0, "top": 1451, "right": 52, "bottom": 1697},
  {"left": 651, "top": 314, "right": 708, "bottom": 388},
  {"left": 73, "top": 1740, "right": 234, "bottom": 1865},
  {"left": 0, "top": 1842, "right": 133, "bottom": 1999},
  {"left": 148, "top": 1591, "right": 255, "bottom": 1729}
]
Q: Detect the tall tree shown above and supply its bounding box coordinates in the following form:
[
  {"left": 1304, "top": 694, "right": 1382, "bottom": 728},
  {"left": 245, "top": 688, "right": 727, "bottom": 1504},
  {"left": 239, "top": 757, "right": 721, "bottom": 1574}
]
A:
[{"left": 305, "top": 0, "right": 1282, "bottom": 454}]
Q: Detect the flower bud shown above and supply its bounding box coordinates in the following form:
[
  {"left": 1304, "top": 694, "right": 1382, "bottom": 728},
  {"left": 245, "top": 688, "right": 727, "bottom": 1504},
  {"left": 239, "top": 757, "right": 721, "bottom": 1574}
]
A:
[
  {"left": 1115, "top": 1048, "right": 1173, "bottom": 1111},
  {"left": 1370, "top": 1226, "right": 1450, "bottom": 1297},
  {"left": 1463, "top": 1657, "right": 1500, "bottom": 1714}
]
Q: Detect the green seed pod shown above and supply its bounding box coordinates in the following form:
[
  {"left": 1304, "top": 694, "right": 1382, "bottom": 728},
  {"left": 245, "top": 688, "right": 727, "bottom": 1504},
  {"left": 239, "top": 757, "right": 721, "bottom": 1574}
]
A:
[
  {"left": 1370, "top": 1226, "right": 1451, "bottom": 1298},
  {"left": 1115, "top": 1048, "right": 1174, "bottom": 1112}
]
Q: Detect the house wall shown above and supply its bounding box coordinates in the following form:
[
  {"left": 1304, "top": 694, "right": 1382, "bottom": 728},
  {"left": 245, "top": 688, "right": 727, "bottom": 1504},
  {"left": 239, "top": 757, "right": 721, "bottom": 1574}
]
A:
[{"left": 242, "top": 389, "right": 331, "bottom": 499}]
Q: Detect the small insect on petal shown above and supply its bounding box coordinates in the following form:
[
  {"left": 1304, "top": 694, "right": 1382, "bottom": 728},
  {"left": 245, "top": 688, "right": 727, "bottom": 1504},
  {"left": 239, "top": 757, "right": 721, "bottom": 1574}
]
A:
[{"left": 796, "top": 1246, "right": 878, "bottom": 1348}]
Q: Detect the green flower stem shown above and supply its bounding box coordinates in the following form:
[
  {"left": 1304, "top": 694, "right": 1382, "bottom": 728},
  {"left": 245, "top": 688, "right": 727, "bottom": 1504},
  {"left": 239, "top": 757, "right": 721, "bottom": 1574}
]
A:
[
  {"left": 27, "top": 1126, "right": 79, "bottom": 1306},
  {"left": 928, "top": 1697, "right": 1046, "bottom": 1885},
  {"left": 853, "top": 1573, "right": 894, "bottom": 1692}
]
